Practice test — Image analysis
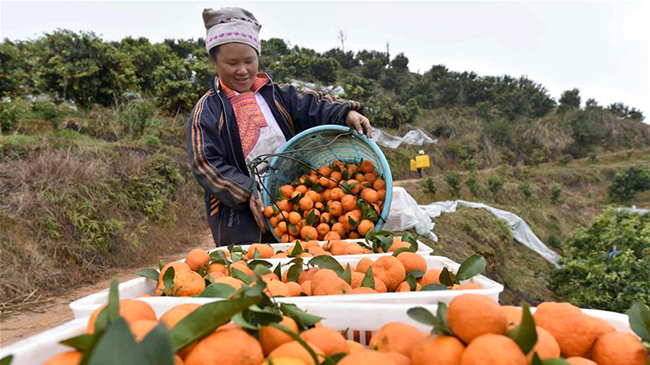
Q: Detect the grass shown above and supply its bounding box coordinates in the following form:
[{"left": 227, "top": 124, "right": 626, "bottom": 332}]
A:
[
  {"left": 392, "top": 148, "right": 650, "bottom": 304},
  {"left": 0, "top": 115, "right": 206, "bottom": 308}
]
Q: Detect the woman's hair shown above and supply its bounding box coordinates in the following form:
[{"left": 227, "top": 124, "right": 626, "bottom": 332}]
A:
[{"left": 208, "top": 45, "right": 220, "bottom": 63}]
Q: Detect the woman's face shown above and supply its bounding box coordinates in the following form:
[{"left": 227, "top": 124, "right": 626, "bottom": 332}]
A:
[{"left": 213, "top": 43, "right": 259, "bottom": 93}]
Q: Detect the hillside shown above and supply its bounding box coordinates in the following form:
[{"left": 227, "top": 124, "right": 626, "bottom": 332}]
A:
[
  {"left": 1, "top": 31, "right": 649, "bottom": 312},
  {"left": 387, "top": 148, "right": 649, "bottom": 304}
]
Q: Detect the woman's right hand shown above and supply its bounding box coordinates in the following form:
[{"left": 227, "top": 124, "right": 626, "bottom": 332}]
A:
[{"left": 249, "top": 193, "right": 268, "bottom": 233}]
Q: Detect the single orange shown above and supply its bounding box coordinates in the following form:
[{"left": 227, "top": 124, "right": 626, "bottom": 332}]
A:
[{"left": 447, "top": 294, "right": 507, "bottom": 343}]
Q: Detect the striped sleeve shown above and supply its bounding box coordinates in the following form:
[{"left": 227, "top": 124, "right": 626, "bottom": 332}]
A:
[
  {"left": 277, "top": 83, "right": 364, "bottom": 133},
  {"left": 186, "top": 90, "right": 252, "bottom": 209}
]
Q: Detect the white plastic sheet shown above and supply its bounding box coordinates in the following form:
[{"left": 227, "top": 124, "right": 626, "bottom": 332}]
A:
[
  {"left": 384, "top": 188, "right": 562, "bottom": 267},
  {"left": 383, "top": 187, "right": 436, "bottom": 240},
  {"left": 371, "top": 127, "right": 437, "bottom": 149}
]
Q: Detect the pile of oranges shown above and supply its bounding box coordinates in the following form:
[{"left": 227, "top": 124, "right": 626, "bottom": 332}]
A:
[
  {"left": 263, "top": 160, "right": 387, "bottom": 242},
  {"left": 238, "top": 237, "right": 413, "bottom": 259},
  {"left": 44, "top": 294, "right": 648, "bottom": 365},
  {"left": 151, "top": 247, "right": 482, "bottom": 298}
]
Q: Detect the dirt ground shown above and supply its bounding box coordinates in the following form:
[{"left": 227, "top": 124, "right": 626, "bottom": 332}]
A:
[{"left": 0, "top": 231, "right": 214, "bottom": 347}]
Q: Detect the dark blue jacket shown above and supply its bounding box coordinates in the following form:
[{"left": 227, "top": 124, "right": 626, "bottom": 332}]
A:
[{"left": 186, "top": 73, "right": 362, "bottom": 246}]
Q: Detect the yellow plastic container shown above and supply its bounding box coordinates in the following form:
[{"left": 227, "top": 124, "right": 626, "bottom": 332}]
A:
[
  {"left": 415, "top": 155, "right": 431, "bottom": 169},
  {"left": 410, "top": 159, "right": 417, "bottom": 171}
]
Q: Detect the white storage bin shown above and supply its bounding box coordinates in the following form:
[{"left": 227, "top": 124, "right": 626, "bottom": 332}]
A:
[
  {"left": 2, "top": 302, "right": 635, "bottom": 365},
  {"left": 70, "top": 255, "right": 501, "bottom": 318}
]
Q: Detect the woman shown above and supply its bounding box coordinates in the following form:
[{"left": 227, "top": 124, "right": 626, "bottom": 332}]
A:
[{"left": 187, "top": 7, "right": 372, "bottom": 247}]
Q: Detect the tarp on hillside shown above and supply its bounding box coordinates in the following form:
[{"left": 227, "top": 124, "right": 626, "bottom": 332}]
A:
[
  {"left": 371, "top": 128, "right": 437, "bottom": 149},
  {"left": 384, "top": 187, "right": 562, "bottom": 267}
]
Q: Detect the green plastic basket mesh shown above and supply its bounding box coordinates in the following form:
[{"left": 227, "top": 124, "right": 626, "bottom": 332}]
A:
[{"left": 262, "top": 125, "right": 392, "bottom": 238}]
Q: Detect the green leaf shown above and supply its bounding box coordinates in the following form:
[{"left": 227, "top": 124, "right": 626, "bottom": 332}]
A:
[
  {"left": 407, "top": 307, "right": 437, "bottom": 327},
  {"left": 60, "top": 334, "right": 96, "bottom": 351},
  {"left": 420, "top": 283, "right": 448, "bottom": 291},
  {"left": 348, "top": 216, "right": 359, "bottom": 229},
  {"left": 342, "top": 169, "right": 350, "bottom": 181},
  {"left": 287, "top": 263, "right": 304, "bottom": 283},
  {"left": 249, "top": 259, "right": 273, "bottom": 272},
  {"left": 531, "top": 352, "right": 544, "bottom": 365},
  {"left": 245, "top": 276, "right": 267, "bottom": 298},
  {"left": 107, "top": 278, "right": 120, "bottom": 321},
  {"left": 361, "top": 266, "right": 375, "bottom": 289},
  {"left": 627, "top": 300, "right": 650, "bottom": 341},
  {"left": 139, "top": 323, "right": 175, "bottom": 365},
  {"left": 163, "top": 266, "right": 176, "bottom": 296},
  {"left": 170, "top": 294, "right": 262, "bottom": 352},
  {"left": 231, "top": 268, "right": 254, "bottom": 285},
  {"left": 134, "top": 268, "right": 160, "bottom": 282},
  {"left": 0, "top": 355, "right": 13, "bottom": 365},
  {"left": 405, "top": 272, "right": 417, "bottom": 291},
  {"left": 541, "top": 359, "right": 572, "bottom": 365},
  {"left": 436, "top": 303, "right": 452, "bottom": 336},
  {"left": 290, "top": 242, "right": 304, "bottom": 257},
  {"left": 306, "top": 209, "right": 318, "bottom": 226},
  {"left": 341, "top": 263, "right": 352, "bottom": 285},
  {"left": 507, "top": 303, "right": 538, "bottom": 354},
  {"left": 392, "top": 247, "right": 413, "bottom": 257},
  {"left": 273, "top": 262, "right": 283, "bottom": 279},
  {"left": 456, "top": 254, "right": 487, "bottom": 283},
  {"left": 439, "top": 267, "right": 455, "bottom": 287},
  {"left": 232, "top": 311, "right": 260, "bottom": 330},
  {"left": 410, "top": 270, "right": 424, "bottom": 279},
  {"left": 200, "top": 283, "right": 237, "bottom": 299},
  {"left": 158, "top": 260, "right": 165, "bottom": 271},
  {"left": 209, "top": 250, "right": 230, "bottom": 265},
  {"left": 309, "top": 255, "right": 344, "bottom": 275},
  {"left": 281, "top": 303, "right": 323, "bottom": 329},
  {"left": 87, "top": 317, "right": 145, "bottom": 365},
  {"left": 252, "top": 265, "right": 271, "bottom": 277},
  {"left": 322, "top": 352, "right": 347, "bottom": 365},
  {"left": 249, "top": 305, "right": 284, "bottom": 326},
  {"left": 253, "top": 248, "right": 261, "bottom": 259},
  {"left": 271, "top": 323, "right": 321, "bottom": 365},
  {"left": 401, "top": 232, "right": 419, "bottom": 252}
]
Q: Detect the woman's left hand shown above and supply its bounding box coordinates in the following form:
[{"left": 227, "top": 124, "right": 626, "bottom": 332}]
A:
[{"left": 346, "top": 110, "right": 372, "bottom": 137}]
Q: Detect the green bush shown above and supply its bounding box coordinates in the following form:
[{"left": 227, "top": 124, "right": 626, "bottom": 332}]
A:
[
  {"left": 443, "top": 171, "right": 462, "bottom": 198},
  {"left": 587, "top": 151, "right": 598, "bottom": 163},
  {"left": 558, "top": 154, "right": 573, "bottom": 166},
  {"left": 608, "top": 165, "right": 650, "bottom": 201},
  {"left": 32, "top": 99, "right": 65, "bottom": 130},
  {"left": 550, "top": 209, "right": 650, "bottom": 312},
  {"left": 0, "top": 99, "right": 30, "bottom": 133},
  {"left": 487, "top": 175, "right": 504, "bottom": 197},
  {"left": 519, "top": 181, "right": 532, "bottom": 200},
  {"left": 120, "top": 101, "right": 158, "bottom": 137},
  {"left": 465, "top": 172, "right": 480, "bottom": 197},
  {"left": 145, "top": 134, "right": 161, "bottom": 148},
  {"left": 418, "top": 177, "right": 437, "bottom": 196},
  {"left": 547, "top": 234, "right": 562, "bottom": 249},
  {"left": 550, "top": 184, "right": 563, "bottom": 204}
]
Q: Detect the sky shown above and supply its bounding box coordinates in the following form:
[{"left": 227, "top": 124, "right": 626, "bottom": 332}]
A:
[{"left": 1, "top": 1, "right": 649, "bottom": 116}]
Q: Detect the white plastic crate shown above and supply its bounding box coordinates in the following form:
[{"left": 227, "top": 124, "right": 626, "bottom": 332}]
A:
[
  {"left": 2, "top": 302, "right": 635, "bottom": 365},
  {"left": 70, "top": 255, "right": 501, "bottom": 318}
]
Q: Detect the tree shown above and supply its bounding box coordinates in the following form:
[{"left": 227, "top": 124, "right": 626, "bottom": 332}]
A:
[
  {"left": 361, "top": 59, "right": 385, "bottom": 80},
  {"left": 337, "top": 30, "right": 347, "bottom": 52},
  {"left": 309, "top": 57, "right": 339, "bottom": 84},
  {"left": 36, "top": 30, "right": 138, "bottom": 108},
  {"left": 390, "top": 53, "right": 409, "bottom": 72},
  {"left": 559, "top": 88, "right": 581, "bottom": 112}
]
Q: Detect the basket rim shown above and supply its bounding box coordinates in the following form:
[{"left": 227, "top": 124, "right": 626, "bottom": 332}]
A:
[{"left": 262, "top": 125, "right": 393, "bottom": 240}]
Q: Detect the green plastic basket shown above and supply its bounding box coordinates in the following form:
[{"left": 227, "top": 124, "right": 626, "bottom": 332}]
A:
[{"left": 262, "top": 125, "right": 392, "bottom": 240}]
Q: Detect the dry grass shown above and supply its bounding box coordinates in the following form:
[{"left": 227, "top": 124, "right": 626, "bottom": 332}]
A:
[{"left": 0, "top": 136, "right": 206, "bottom": 306}]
